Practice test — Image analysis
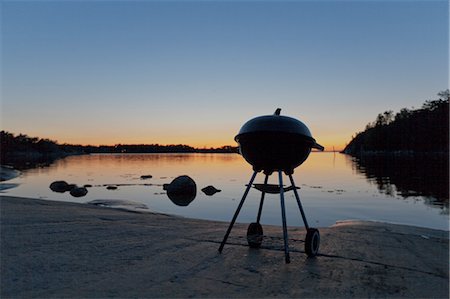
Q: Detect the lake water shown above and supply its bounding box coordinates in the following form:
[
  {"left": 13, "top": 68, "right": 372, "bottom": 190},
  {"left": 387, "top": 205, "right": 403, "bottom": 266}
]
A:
[{"left": 2, "top": 152, "right": 448, "bottom": 230}]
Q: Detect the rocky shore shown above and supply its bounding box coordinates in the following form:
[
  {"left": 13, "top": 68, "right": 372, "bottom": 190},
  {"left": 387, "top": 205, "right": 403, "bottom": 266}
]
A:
[
  {"left": 1, "top": 195, "right": 448, "bottom": 298},
  {"left": 0, "top": 166, "right": 21, "bottom": 181}
]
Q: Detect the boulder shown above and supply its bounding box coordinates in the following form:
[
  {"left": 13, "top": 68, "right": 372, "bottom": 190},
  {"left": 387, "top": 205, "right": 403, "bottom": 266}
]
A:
[
  {"left": 70, "top": 187, "right": 88, "bottom": 197},
  {"left": 201, "top": 185, "right": 221, "bottom": 196},
  {"left": 106, "top": 185, "right": 118, "bottom": 190},
  {"left": 165, "top": 175, "right": 197, "bottom": 195},
  {"left": 165, "top": 175, "right": 197, "bottom": 206}
]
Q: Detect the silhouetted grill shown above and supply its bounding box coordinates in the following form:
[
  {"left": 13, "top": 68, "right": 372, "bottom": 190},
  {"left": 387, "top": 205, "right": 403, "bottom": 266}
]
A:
[{"left": 219, "top": 109, "right": 324, "bottom": 263}]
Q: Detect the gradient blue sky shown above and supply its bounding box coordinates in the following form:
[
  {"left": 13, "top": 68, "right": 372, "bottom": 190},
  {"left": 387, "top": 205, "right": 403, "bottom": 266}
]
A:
[{"left": 1, "top": 0, "right": 448, "bottom": 150}]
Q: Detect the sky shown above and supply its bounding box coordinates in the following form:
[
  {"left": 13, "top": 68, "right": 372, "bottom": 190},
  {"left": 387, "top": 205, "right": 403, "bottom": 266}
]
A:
[{"left": 1, "top": 0, "right": 448, "bottom": 150}]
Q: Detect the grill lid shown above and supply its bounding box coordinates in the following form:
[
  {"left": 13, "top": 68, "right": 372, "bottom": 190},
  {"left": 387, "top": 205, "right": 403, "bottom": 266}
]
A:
[{"left": 235, "top": 108, "right": 324, "bottom": 151}]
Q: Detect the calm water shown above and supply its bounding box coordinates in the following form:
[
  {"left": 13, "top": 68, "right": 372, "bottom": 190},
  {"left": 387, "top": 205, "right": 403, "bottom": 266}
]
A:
[{"left": 2, "top": 153, "right": 448, "bottom": 230}]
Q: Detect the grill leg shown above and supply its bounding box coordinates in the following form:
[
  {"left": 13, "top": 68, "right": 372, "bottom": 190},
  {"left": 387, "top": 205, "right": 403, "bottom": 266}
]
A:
[
  {"left": 256, "top": 174, "right": 269, "bottom": 224},
  {"left": 218, "top": 171, "right": 258, "bottom": 253},
  {"left": 288, "top": 174, "right": 309, "bottom": 230},
  {"left": 278, "top": 171, "right": 290, "bottom": 264}
]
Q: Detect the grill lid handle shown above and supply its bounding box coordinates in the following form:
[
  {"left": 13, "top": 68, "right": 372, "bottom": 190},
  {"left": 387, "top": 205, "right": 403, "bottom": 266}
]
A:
[{"left": 312, "top": 143, "right": 325, "bottom": 151}]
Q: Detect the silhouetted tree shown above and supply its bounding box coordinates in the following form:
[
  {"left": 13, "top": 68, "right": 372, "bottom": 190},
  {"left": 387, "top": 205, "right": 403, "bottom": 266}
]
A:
[{"left": 343, "top": 91, "right": 449, "bottom": 154}]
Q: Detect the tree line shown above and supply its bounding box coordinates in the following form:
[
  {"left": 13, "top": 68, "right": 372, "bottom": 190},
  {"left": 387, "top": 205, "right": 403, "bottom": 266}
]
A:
[
  {"left": 58, "top": 143, "right": 238, "bottom": 154},
  {"left": 343, "top": 90, "right": 449, "bottom": 155}
]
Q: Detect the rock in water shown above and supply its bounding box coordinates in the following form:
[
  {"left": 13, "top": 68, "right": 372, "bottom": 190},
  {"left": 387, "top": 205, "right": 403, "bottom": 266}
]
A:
[
  {"left": 50, "top": 181, "right": 70, "bottom": 193},
  {"left": 140, "top": 175, "right": 153, "bottom": 180},
  {"left": 201, "top": 185, "right": 221, "bottom": 196},
  {"left": 166, "top": 175, "right": 197, "bottom": 195},
  {"left": 69, "top": 187, "right": 88, "bottom": 197},
  {"left": 165, "top": 175, "right": 197, "bottom": 206}
]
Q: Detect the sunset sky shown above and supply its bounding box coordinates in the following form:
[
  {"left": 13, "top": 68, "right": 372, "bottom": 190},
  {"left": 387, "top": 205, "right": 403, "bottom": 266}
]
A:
[{"left": 1, "top": 0, "right": 448, "bottom": 150}]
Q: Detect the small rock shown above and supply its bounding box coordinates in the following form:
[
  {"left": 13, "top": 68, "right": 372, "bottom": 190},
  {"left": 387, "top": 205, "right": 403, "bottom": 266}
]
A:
[
  {"left": 70, "top": 187, "right": 88, "bottom": 197},
  {"left": 201, "top": 185, "right": 221, "bottom": 196},
  {"left": 140, "top": 175, "right": 153, "bottom": 180},
  {"left": 106, "top": 185, "right": 118, "bottom": 190},
  {"left": 50, "top": 181, "right": 70, "bottom": 193},
  {"left": 83, "top": 184, "right": 93, "bottom": 188}
]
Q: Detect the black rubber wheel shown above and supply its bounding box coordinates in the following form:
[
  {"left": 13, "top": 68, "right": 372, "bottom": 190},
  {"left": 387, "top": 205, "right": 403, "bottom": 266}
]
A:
[
  {"left": 305, "top": 228, "right": 320, "bottom": 257},
  {"left": 247, "top": 222, "right": 263, "bottom": 248}
]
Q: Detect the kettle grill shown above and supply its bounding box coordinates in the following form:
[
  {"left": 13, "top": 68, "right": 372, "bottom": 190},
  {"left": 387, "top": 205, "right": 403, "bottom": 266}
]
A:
[{"left": 218, "top": 108, "right": 324, "bottom": 263}]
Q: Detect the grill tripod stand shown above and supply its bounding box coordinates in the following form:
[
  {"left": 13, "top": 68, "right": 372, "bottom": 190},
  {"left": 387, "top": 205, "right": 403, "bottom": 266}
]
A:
[{"left": 218, "top": 170, "right": 320, "bottom": 263}]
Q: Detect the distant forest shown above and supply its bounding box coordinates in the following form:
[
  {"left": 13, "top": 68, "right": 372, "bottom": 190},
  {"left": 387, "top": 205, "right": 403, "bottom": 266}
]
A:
[
  {"left": 343, "top": 90, "right": 449, "bottom": 155},
  {"left": 0, "top": 131, "right": 238, "bottom": 168}
]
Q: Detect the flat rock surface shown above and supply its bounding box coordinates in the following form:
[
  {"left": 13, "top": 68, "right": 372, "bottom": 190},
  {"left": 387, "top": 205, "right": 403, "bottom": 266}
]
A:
[{"left": 1, "top": 195, "right": 448, "bottom": 298}]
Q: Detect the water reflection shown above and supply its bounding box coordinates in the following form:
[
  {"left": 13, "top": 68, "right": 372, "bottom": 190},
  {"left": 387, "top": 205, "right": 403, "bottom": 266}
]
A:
[
  {"left": 3, "top": 153, "right": 449, "bottom": 230},
  {"left": 166, "top": 192, "right": 196, "bottom": 207},
  {"left": 350, "top": 154, "right": 449, "bottom": 211},
  {"left": 4, "top": 155, "right": 61, "bottom": 171}
]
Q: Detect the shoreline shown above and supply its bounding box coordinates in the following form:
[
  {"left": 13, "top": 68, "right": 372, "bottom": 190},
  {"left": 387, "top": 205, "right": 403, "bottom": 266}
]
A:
[
  {"left": 7, "top": 194, "right": 450, "bottom": 232},
  {"left": 1, "top": 195, "right": 448, "bottom": 298},
  {"left": 0, "top": 165, "right": 21, "bottom": 181}
]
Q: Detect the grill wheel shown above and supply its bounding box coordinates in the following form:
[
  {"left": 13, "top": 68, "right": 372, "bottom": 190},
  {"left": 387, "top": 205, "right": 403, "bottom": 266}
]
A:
[
  {"left": 246, "top": 222, "right": 263, "bottom": 248},
  {"left": 305, "top": 228, "right": 320, "bottom": 257}
]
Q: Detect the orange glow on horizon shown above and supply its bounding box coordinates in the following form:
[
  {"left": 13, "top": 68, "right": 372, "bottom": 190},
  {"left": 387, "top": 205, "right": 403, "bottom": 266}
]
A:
[{"left": 53, "top": 135, "right": 347, "bottom": 152}]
